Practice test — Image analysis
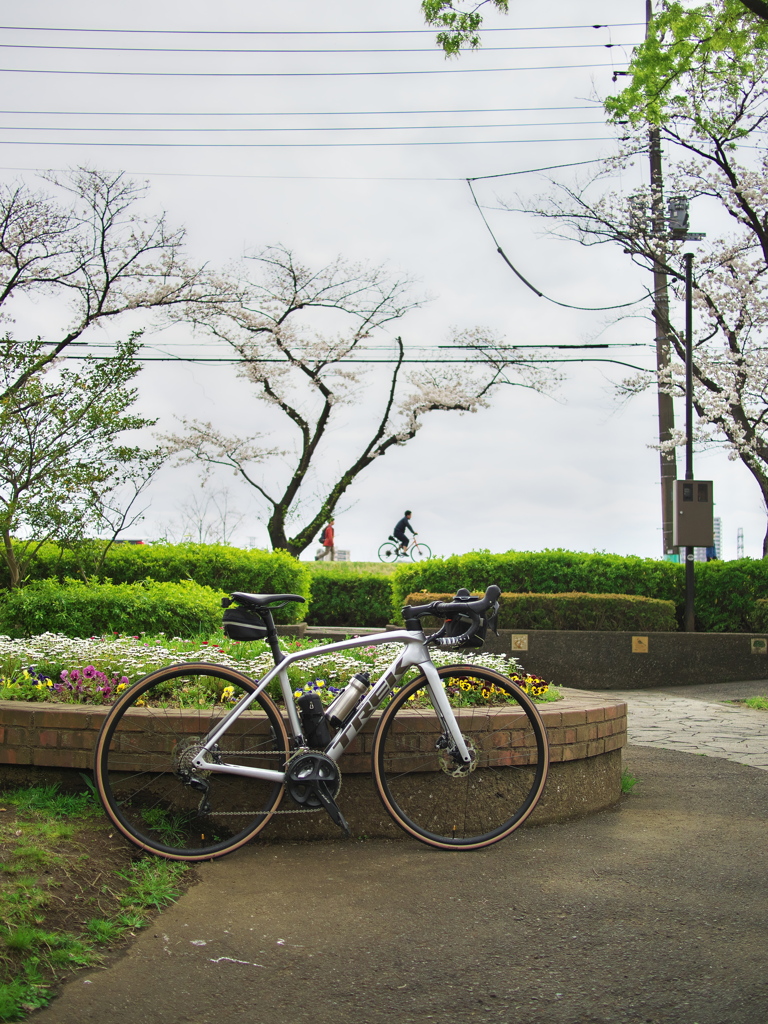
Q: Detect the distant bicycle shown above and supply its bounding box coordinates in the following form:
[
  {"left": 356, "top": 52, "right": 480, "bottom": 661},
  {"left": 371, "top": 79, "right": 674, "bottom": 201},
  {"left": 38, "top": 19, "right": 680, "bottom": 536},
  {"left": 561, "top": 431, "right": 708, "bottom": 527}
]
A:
[{"left": 378, "top": 535, "right": 432, "bottom": 562}]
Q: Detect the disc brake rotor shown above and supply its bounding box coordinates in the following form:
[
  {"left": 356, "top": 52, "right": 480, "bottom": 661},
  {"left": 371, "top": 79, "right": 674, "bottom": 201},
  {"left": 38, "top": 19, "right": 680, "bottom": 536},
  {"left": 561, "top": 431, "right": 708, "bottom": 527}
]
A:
[{"left": 438, "top": 735, "right": 477, "bottom": 778}]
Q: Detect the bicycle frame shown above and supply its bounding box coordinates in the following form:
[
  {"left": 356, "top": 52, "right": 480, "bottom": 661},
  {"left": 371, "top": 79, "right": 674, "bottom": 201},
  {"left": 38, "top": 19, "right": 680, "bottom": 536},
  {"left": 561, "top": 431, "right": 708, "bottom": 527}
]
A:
[{"left": 190, "top": 627, "right": 472, "bottom": 782}]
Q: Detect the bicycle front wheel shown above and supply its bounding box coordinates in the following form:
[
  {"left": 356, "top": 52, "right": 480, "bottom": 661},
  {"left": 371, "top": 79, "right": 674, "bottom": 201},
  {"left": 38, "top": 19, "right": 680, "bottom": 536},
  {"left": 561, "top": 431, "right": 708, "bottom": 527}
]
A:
[
  {"left": 410, "top": 542, "right": 431, "bottom": 561},
  {"left": 378, "top": 541, "right": 400, "bottom": 563},
  {"left": 372, "top": 665, "right": 549, "bottom": 850},
  {"left": 94, "top": 663, "right": 289, "bottom": 861}
]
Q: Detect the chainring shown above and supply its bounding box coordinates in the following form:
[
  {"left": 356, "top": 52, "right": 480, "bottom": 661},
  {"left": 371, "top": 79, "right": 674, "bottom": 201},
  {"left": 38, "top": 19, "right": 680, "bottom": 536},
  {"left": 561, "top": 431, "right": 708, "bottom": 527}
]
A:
[{"left": 285, "top": 750, "right": 342, "bottom": 809}]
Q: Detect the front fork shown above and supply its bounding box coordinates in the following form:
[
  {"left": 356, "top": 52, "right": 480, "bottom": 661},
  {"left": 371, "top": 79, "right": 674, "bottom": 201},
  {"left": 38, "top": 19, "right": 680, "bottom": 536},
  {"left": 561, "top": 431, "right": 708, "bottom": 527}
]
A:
[{"left": 419, "top": 660, "right": 472, "bottom": 764}]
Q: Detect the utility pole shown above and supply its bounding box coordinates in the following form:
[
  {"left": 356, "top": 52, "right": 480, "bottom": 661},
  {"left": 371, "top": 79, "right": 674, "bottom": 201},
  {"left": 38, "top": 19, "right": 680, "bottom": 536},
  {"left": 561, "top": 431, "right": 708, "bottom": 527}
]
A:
[
  {"left": 683, "top": 252, "right": 695, "bottom": 632},
  {"left": 647, "top": 0, "right": 677, "bottom": 557}
]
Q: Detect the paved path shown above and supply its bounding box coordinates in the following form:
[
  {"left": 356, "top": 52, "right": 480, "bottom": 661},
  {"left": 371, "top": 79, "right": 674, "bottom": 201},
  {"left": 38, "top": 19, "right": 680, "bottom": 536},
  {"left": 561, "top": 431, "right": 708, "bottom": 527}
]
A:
[
  {"left": 33, "top": 745, "right": 768, "bottom": 1024},
  {"left": 596, "top": 678, "right": 768, "bottom": 771}
]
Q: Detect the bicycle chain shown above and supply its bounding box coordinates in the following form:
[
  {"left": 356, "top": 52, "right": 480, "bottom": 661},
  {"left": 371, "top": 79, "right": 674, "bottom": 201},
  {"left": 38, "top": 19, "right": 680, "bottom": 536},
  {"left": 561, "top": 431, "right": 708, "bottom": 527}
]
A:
[{"left": 206, "top": 748, "right": 334, "bottom": 817}]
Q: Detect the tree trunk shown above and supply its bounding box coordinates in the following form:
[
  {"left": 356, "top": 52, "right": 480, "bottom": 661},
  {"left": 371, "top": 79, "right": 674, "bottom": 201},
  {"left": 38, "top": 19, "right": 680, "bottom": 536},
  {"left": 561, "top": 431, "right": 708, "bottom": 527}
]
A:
[{"left": 2, "top": 529, "right": 21, "bottom": 589}]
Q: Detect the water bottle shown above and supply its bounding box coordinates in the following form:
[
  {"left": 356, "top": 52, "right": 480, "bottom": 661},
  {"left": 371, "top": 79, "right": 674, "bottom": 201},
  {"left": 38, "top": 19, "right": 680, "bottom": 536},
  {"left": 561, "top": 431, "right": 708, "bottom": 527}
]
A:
[{"left": 326, "top": 671, "right": 371, "bottom": 729}]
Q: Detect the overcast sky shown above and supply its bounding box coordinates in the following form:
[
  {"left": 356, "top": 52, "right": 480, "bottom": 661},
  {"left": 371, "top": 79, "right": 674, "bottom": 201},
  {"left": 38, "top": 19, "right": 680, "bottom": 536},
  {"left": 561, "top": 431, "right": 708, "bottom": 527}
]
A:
[{"left": 3, "top": 0, "right": 764, "bottom": 561}]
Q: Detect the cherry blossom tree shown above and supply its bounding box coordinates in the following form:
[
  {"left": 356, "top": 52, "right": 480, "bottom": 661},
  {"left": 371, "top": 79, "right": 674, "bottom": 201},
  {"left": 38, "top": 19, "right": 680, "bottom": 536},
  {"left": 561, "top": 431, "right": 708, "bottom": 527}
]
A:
[
  {"left": 0, "top": 167, "right": 216, "bottom": 399},
  {"left": 165, "top": 246, "right": 548, "bottom": 556},
  {"left": 505, "top": 31, "right": 768, "bottom": 552}
]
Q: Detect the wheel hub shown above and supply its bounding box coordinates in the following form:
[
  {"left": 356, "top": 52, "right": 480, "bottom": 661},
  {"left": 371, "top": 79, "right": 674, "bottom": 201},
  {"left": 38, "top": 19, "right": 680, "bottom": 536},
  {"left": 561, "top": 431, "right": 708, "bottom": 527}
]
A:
[
  {"left": 173, "top": 738, "right": 220, "bottom": 780},
  {"left": 438, "top": 735, "right": 477, "bottom": 778}
]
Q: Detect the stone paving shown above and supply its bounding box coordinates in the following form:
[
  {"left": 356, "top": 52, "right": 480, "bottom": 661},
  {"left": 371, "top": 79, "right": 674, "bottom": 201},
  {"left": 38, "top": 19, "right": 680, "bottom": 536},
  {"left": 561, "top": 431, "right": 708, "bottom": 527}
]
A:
[{"left": 585, "top": 678, "right": 768, "bottom": 771}]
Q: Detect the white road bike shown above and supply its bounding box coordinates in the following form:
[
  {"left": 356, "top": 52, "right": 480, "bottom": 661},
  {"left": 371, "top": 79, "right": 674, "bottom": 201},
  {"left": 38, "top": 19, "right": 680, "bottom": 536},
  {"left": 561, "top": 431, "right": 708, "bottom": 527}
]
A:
[{"left": 94, "top": 586, "right": 549, "bottom": 861}]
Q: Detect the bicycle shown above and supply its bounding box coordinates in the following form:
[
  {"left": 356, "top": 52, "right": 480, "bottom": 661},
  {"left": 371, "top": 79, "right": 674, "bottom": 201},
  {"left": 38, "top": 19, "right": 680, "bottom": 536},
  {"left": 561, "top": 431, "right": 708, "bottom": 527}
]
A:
[
  {"left": 93, "top": 585, "right": 549, "bottom": 861},
  {"left": 378, "top": 535, "right": 432, "bottom": 562}
]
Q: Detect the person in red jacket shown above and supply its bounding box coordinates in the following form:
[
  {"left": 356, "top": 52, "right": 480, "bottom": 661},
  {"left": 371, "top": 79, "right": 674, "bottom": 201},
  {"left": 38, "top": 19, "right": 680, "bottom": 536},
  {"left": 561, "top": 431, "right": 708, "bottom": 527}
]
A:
[{"left": 320, "top": 518, "right": 335, "bottom": 561}]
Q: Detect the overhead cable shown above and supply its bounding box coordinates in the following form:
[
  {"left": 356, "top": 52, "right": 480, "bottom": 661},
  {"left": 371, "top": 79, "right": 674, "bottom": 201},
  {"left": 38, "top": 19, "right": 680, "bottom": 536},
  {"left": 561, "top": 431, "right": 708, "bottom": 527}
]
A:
[{"left": 466, "top": 179, "right": 647, "bottom": 312}]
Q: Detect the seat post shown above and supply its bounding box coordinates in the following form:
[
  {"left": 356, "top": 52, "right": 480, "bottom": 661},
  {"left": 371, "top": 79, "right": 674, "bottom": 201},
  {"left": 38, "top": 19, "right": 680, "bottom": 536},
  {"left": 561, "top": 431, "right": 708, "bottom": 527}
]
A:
[{"left": 259, "top": 608, "right": 286, "bottom": 664}]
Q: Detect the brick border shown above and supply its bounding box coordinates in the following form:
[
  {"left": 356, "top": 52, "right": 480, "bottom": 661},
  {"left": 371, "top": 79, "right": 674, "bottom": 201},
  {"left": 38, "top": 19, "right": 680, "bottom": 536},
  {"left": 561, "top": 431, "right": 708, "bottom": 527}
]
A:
[{"left": 0, "top": 694, "right": 626, "bottom": 772}]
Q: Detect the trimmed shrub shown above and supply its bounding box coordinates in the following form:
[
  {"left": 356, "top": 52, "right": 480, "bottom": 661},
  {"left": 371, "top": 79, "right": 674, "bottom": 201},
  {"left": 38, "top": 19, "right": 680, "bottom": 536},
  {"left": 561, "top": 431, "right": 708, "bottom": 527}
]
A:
[
  {"left": 2, "top": 542, "right": 310, "bottom": 624},
  {"left": 306, "top": 565, "right": 393, "bottom": 627},
  {"left": 403, "top": 591, "right": 677, "bottom": 632},
  {"left": 693, "top": 559, "right": 768, "bottom": 632},
  {"left": 750, "top": 599, "right": 768, "bottom": 633},
  {"left": 392, "top": 551, "right": 683, "bottom": 612},
  {"left": 393, "top": 551, "right": 768, "bottom": 632},
  {"left": 0, "top": 578, "right": 227, "bottom": 638}
]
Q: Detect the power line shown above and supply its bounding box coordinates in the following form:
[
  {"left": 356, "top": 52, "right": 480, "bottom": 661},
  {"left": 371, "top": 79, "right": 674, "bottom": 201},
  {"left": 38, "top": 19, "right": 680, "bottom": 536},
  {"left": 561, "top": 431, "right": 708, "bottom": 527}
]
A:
[
  {"left": 0, "top": 41, "right": 640, "bottom": 55},
  {"left": 0, "top": 105, "right": 600, "bottom": 117},
  {"left": 0, "top": 156, "right": 614, "bottom": 182},
  {"left": 0, "top": 120, "right": 607, "bottom": 134},
  {"left": 0, "top": 23, "right": 645, "bottom": 36},
  {"left": 59, "top": 353, "right": 652, "bottom": 370},
  {"left": 0, "top": 62, "right": 619, "bottom": 78},
  {"left": 466, "top": 179, "right": 647, "bottom": 312},
  {"left": 0, "top": 137, "right": 616, "bottom": 149}
]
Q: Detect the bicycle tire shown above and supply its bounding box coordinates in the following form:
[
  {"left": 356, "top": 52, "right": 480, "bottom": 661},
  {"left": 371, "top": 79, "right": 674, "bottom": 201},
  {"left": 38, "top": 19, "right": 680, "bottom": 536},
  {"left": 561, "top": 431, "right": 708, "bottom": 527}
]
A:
[
  {"left": 378, "top": 541, "right": 400, "bottom": 563},
  {"left": 410, "top": 542, "right": 431, "bottom": 561},
  {"left": 94, "top": 663, "right": 289, "bottom": 861},
  {"left": 372, "top": 665, "right": 549, "bottom": 850}
]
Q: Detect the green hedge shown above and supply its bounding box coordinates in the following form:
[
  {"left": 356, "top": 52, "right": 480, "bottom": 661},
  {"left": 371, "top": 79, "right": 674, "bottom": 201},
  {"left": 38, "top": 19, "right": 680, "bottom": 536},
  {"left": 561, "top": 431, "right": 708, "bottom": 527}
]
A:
[
  {"left": 306, "top": 564, "right": 393, "bottom": 627},
  {"left": 393, "top": 551, "right": 768, "bottom": 632},
  {"left": 0, "top": 579, "right": 227, "bottom": 638},
  {"left": 750, "top": 599, "right": 768, "bottom": 632},
  {"left": 3, "top": 542, "right": 310, "bottom": 624},
  {"left": 404, "top": 591, "right": 677, "bottom": 632}
]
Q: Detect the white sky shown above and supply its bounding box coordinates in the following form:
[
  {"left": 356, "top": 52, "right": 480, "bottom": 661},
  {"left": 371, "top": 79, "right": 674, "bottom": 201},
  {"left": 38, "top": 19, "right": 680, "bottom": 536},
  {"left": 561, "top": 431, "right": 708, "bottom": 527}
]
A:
[{"left": 2, "top": 0, "right": 764, "bottom": 561}]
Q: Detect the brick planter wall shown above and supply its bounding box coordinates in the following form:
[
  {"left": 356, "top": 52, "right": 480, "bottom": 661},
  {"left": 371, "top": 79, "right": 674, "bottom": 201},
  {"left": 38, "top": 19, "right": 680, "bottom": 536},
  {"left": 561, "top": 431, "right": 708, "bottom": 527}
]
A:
[{"left": 0, "top": 693, "right": 626, "bottom": 837}]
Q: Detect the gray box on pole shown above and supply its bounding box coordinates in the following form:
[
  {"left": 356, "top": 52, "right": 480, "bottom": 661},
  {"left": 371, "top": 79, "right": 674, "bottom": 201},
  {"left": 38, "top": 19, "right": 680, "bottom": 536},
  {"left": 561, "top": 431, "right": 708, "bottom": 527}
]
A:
[{"left": 673, "top": 480, "right": 714, "bottom": 547}]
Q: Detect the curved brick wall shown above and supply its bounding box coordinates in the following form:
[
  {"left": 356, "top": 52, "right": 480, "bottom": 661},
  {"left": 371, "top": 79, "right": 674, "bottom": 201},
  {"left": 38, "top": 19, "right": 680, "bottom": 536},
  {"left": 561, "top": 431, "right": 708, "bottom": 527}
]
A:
[{"left": 0, "top": 693, "right": 626, "bottom": 837}]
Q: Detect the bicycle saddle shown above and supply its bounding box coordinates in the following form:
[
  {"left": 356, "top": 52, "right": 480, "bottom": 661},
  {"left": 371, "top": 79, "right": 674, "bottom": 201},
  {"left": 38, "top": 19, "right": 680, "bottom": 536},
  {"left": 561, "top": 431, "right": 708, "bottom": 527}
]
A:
[{"left": 225, "top": 592, "right": 306, "bottom": 607}]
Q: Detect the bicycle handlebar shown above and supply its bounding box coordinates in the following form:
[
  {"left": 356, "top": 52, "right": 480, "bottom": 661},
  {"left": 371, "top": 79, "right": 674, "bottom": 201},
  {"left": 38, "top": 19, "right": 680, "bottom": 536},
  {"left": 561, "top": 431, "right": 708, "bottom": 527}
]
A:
[
  {"left": 402, "top": 585, "right": 500, "bottom": 625},
  {"left": 401, "top": 585, "right": 500, "bottom": 647}
]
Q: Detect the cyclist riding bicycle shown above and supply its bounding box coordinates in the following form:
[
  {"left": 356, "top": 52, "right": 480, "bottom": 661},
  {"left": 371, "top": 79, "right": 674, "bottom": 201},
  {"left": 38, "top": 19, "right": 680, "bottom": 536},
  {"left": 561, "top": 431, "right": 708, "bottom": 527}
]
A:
[{"left": 392, "top": 510, "right": 416, "bottom": 554}]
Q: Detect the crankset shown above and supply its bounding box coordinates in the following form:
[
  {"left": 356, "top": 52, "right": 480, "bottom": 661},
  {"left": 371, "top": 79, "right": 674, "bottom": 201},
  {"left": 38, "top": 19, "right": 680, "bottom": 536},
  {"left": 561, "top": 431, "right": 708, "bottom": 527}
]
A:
[{"left": 285, "top": 751, "right": 349, "bottom": 835}]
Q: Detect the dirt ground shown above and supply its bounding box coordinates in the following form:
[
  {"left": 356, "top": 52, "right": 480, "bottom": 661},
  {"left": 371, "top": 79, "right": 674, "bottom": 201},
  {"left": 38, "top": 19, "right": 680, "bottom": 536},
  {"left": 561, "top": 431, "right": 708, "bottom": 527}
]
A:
[{"left": 25, "top": 743, "right": 768, "bottom": 1024}]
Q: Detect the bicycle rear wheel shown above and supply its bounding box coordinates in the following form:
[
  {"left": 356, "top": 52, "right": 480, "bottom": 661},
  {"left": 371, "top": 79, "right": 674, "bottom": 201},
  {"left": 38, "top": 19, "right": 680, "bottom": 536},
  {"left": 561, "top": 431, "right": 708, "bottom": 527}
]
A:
[
  {"left": 372, "top": 665, "right": 549, "bottom": 850},
  {"left": 378, "top": 541, "right": 400, "bottom": 563},
  {"left": 94, "top": 663, "right": 289, "bottom": 861},
  {"left": 410, "top": 542, "right": 431, "bottom": 561}
]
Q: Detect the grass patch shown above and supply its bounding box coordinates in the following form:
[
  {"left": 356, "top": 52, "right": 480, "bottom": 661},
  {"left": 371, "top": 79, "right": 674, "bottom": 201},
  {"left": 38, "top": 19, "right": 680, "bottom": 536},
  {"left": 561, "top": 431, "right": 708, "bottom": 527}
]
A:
[
  {"left": 0, "top": 783, "right": 194, "bottom": 1022},
  {"left": 621, "top": 770, "right": 638, "bottom": 794},
  {"left": 744, "top": 694, "right": 768, "bottom": 710}
]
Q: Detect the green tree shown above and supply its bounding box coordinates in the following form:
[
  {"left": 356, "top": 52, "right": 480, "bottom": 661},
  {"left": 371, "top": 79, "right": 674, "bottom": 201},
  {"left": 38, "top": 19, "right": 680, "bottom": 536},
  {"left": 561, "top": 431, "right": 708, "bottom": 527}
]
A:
[
  {"left": 606, "top": 0, "right": 768, "bottom": 127},
  {"left": 0, "top": 335, "right": 161, "bottom": 588},
  {"left": 422, "top": 0, "right": 768, "bottom": 57},
  {"left": 421, "top": 0, "right": 508, "bottom": 55}
]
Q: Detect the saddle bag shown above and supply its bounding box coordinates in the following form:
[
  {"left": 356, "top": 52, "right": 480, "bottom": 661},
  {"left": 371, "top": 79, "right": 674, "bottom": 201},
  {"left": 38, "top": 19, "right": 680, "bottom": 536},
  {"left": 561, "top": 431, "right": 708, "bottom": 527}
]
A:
[{"left": 222, "top": 605, "right": 268, "bottom": 642}]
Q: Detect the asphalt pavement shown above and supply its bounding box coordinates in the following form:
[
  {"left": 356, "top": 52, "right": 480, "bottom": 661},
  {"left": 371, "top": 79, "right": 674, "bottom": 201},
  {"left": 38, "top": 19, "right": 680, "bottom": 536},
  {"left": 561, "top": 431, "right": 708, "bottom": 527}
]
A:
[{"left": 34, "top": 680, "right": 768, "bottom": 1024}]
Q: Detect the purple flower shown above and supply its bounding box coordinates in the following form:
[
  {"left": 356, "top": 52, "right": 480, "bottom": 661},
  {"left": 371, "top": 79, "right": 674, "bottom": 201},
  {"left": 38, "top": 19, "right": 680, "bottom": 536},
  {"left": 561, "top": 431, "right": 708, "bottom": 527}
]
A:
[{"left": 83, "top": 666, "right": 96, "bottom": 679}]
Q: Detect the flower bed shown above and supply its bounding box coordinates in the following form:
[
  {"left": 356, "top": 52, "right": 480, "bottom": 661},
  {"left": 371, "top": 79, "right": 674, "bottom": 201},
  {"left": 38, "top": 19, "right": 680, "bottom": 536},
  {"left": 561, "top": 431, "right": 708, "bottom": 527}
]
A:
[{"left": 0, "top": 632, "right": 560, "bottom": 708}]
